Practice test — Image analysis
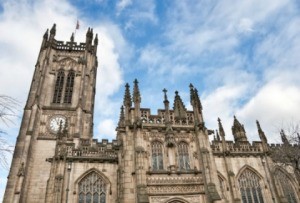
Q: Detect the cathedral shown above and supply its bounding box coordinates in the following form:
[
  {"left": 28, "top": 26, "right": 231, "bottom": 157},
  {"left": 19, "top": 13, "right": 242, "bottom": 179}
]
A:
[{"left": 3, "top": 24, "right": 300, "bottom": 203}]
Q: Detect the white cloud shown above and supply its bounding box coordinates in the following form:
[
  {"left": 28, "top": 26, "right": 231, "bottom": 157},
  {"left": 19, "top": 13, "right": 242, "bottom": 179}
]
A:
[
  {"left": 96, "top": 119, "right": 117, "bottom": 140},
  {"left": 116, "top": 0, "right": 132, "bottom": 15}
]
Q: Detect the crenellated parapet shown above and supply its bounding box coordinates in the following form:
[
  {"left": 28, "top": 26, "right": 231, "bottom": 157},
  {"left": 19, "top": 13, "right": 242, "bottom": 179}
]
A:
[
  {"left": 51, "top": 138, "right": 119, "bottom": 163},
  {"left": 140, "top": 109, "right": 195, "bottom": 127},
  {"left": 41, "top": 24, "right": 98, "bottom": 54},
  {"left": 211, "top": 140, "right": 264, "bottom": 157}
]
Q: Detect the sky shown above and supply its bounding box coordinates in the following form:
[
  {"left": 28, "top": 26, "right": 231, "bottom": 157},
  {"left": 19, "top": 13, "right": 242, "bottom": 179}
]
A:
[{"left": 0, "top": 0, "right": 300, "bottom": 200}]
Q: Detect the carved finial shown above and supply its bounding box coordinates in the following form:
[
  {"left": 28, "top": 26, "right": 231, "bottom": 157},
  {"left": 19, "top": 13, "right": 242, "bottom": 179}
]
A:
[
  {"left": 218, "top": 118, "right": 225, "bottom": 137},
  {"left": 50, "top": 23, "right": 56, "bottom": 36},
  {"left": 123, "top": 83, "right": 132, "bottom": 107},
  {"left": 43, "top": 29, "right": 49, "bottom": 39},
  {"left": 70, "top": 33, "right": 74, "bottom": 42},
  {"left": 232, "top": 116, "right": 247, "bottom": 142},
  {"left": 256, "top": 120, "right": 267, "bottom": 143},
  {"left": 216, "top": 130, "right": 220, "bottom": 141},
  {"left": 86, "top": 27, "right": 90, "bottom": 37},
  {"left": 173, "top": 91, "right": 187, "bottom": 120},
  {"left": 163, "top": 88, "right": 168, "bottom": 102},
  {"left": 280, "top": 129, "right": 289, "bottom": 145},
  {"left": 118, "top": 106, "right": 125, "bottom": 127},
  {"left": 94, "top": 34, "right": 98, "bottom": 45},
  {"left": 133, "top": 79, "right": 141, "bottom": 104}
]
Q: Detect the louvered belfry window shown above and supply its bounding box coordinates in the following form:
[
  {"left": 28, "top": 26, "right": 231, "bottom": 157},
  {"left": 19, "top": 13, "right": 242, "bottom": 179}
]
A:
[
  {"left": 152, "top": 141, "right": 163, "bottom": 170},
  {"left": 78, "top": 171, "right": 106, "bottom": 203},
  {"left": 238, "top": 169, "right": 264, "bottom": 203},
  {"left": 64, "top": 70, "right": 75, "bottom": 104},
  {"left": 178, "top": 142, "right": 190, "bottom": 170},
  {"left": 53, "top": 70, "right": 65, "bottom": 103},
  {"left": 275, "top": 169, "right": 298, "bottom": 203}
]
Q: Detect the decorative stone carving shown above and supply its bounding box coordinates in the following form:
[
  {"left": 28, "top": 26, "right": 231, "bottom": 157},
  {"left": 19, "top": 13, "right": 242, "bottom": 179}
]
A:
[
  {"left": 147, "top": 176, "right": 203, "bottom": 185},
  {"left": 147, "top": 185, "right": 204, "bottom": 195}
]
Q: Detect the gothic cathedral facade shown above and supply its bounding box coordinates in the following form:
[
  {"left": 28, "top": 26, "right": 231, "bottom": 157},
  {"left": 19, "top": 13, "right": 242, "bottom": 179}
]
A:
[{"left": 3, "top": 25, "right": 300, "bottom": 203}]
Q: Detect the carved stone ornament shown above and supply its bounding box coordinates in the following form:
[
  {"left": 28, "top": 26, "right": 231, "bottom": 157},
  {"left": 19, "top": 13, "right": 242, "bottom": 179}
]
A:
[{"left": 147, "top": 185, "right": 204, "bottom": 195}]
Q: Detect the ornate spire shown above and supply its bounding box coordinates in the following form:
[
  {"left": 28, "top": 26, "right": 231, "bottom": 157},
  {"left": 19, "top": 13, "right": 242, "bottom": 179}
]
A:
[
  {"left": 280, "top": 129, "right": 289, "bottom": 145},
  {"left": 189, "top": 83, "right": 202, "bottom": 111},
  {"left": 256, "top": 120, "right": 267, "bottom": 143},
  {"left": 173, "top": 91, "right": 187, "bottom": 120},
  {"left": 43, "top": 29, "right": 49, "bottom": 40},
  {"left": 218, "top": 118, "right": 225, "bottom": 138},
  {"left": 163, "top": 88, "right": 169, "bottom": 103},
  {"left": 232, "top": 116, "right": 247, "bottom": 142},
  {"left": 118, "top": 106, "right": 125, "bottom": 127},
  {"left": 123, "top": 83, "right": 132, "bottom": 107},
  {"left": 216, "top": 130, "right": 220, "bottom": 141},
  {"left": 94, "top": 34, "right": 98, "bottom": 45},
  {"left": 70, "top": 33, "right": 74, "bottom": 42},
  {"left": 132, "top": 79, "right": 141, "bottom": 104},
  {"left": 50, "top": 23, "right": 56, "bottom": 36}
]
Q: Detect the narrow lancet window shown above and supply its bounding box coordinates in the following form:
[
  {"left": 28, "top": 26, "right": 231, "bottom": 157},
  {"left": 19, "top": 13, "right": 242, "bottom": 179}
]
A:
[
  {"left": 275, "top": 169, "right": 298, "bottom": 203},
  {"left": 53, "top": 70, "right": 65, "bottom": 103},
  {"left": 78, "top": 171, "right": 106, "bottom": 203},
  {"left": 178, "top": 142, "right": 190, "bottom": 170},
  {"left": 152, "top": 141, "right": 163, "bottom": 170},
  {"left": 64, "top": 70, "right": 75, "bottom": 104},
  {"left": 238, "top": 169, "right": 264, "bottom": 203}
]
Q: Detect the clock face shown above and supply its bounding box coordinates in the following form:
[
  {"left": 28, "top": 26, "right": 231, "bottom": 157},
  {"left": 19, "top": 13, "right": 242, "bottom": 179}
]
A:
[{"left": 49, "top": 115, "right": 66, "bottom": 133}]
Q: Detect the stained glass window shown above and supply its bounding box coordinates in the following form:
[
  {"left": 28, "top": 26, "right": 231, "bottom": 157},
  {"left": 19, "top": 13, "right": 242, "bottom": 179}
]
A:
[
  {"left": 275, "top": 169, "right": 298, "bottom": 203},
  {"left": 152, "top": 141, "right": 163, "bottom": 170},
  {"left": 64, "top": 70, "right": 75, "bottom": 104},
  {"left": 178, "top": 142, "right": 190, "bottom": 170},
  {"left": 78, "top": 171, "right": 106, "bottom": 203},
  {"left": 53, "top": 70, "right": 65, "bottom": 103},
  {"left": 238, "top": 169, "right": 264, "bottom": 203}
]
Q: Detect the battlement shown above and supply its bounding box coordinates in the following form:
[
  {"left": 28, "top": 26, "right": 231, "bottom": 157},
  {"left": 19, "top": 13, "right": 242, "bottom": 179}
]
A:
[
  {"left": 41, "top": 23, "right": 98, "bottom": 54},
  {"left": 49, "top": 39, "right": 88, "bottom": 51},
  {"left": 139, "top": 108, "right": 195, "bottom": 126},
  {"left": 211, "top": 140, "right": 264, "bottom": 156},
  {"left": 65, "top": 138, "right": 118, "bottom": 162}
]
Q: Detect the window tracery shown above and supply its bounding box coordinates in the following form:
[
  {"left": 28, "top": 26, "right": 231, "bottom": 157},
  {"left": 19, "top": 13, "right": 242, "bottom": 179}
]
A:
[
  {"left": 53, "top": 70, "right": 65, "bottom": 103},
  {"left": 64, "top": 70, "right": 75, "bottom": 104},
  {"left": 218, "top": 175, "right": 227, "bottom": 200},
  {"left": 275, "top": 169, "right": 297, "bottom": 203},
  {"left": 78, "top": 171, "right": 106, "bottom": 203},
  {"left": 178, "top": 142, "right": 190, "bottom": 170},
  {"left": 238, "top": 169, "right": 264, "bottom": 203},
  {"left": 152, "top": 141, "right": 163, "bottom": 170}
]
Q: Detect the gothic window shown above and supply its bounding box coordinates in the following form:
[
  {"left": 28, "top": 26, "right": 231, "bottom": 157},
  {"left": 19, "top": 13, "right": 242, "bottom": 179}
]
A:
[
  {"left": 218, "top": 175, "right": 227, "bottom": 200},
  {"left": 238, "top": 169, "right": 264, "bottom": 203},
  {"left": 78, "top": 171, "right": 106, "bottom": 203},
  {"left": 53, "top": 70, "right": 65, "bottom": 103},
  {"left": 275, "top": 169, "right": 298, "bottom": 203},
  {"left": 152, "top": 141, "right": 163, "bottom": 170},
  {"left": 178, "top": 142, "right": 190, "bottom": 170},
  {"left": 64, "top": 70, "right": 75, "bottom": 104}
]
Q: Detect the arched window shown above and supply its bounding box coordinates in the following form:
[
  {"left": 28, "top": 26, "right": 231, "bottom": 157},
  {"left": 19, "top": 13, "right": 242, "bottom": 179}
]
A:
[
  {"left": 275, "top": 169, "right": 298, "bottom": 203},
  {"left": 152, "top": 141, "right": 163, "bottom": 170},
  {"left": 218, "top": 175, "right": 227, "bottom": 200},
  {"left": 53, "top": 70, "right": 65, "bottom": 103},
  {"left": 64, "top": 70, "right": 75, "bottom": 104},
  {"left": 78, "top": 171, "right": 106, "bottom": 203},
  {"left": 178, "top": 142, "right": 190, "bottom": 170},
  {"left": 238, "top": 169, "right": 264, "bottom": 203}
]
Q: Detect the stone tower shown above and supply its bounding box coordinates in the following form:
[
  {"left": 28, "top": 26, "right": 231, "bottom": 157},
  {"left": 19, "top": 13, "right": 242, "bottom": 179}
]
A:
[{"left": 4, "top": 24, "right": 99, "bottom": 202}]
